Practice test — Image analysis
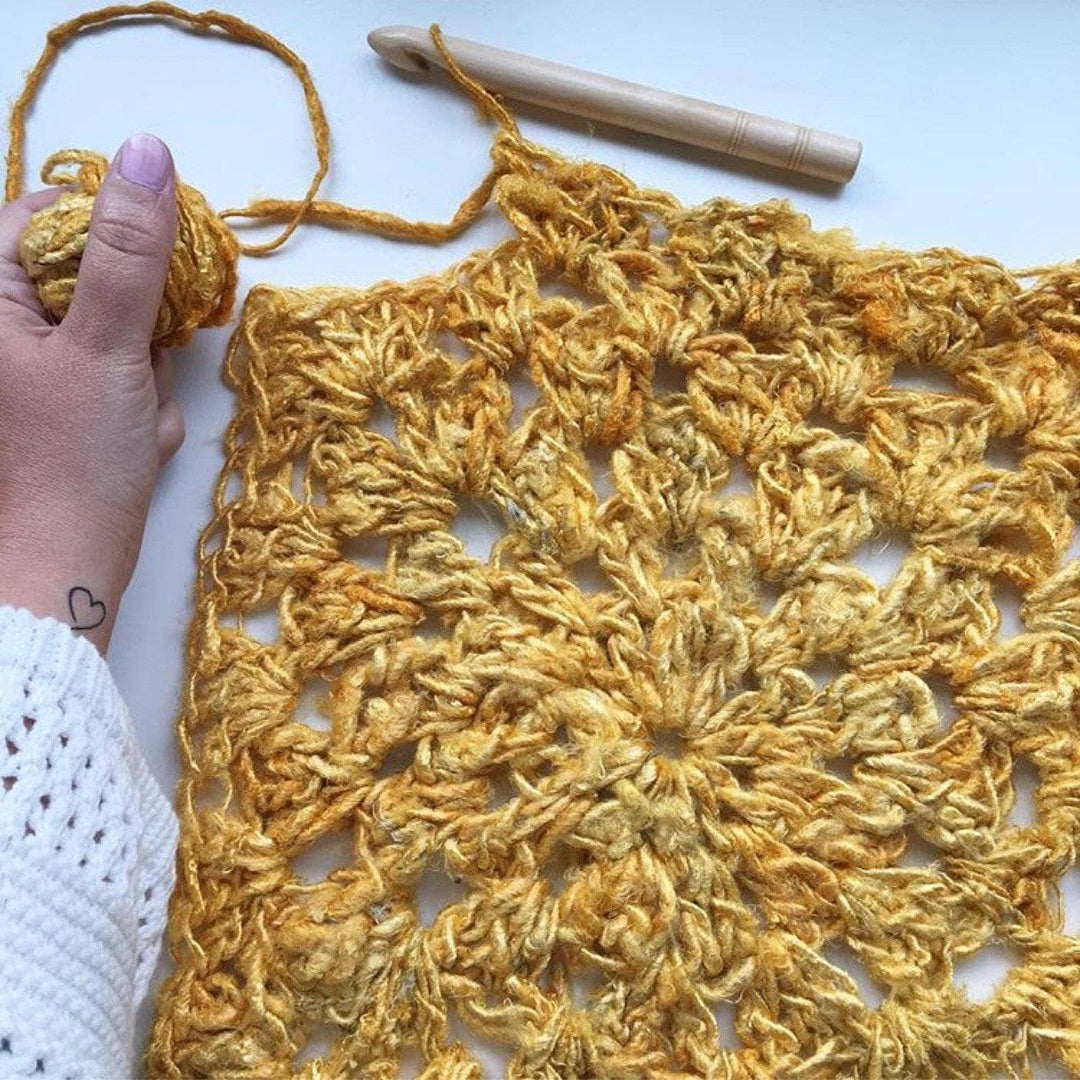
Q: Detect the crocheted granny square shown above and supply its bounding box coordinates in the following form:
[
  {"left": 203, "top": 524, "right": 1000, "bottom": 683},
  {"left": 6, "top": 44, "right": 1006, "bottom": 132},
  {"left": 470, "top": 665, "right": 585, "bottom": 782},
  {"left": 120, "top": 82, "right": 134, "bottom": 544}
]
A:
[{"left": 151, "top": 135, "right": 1080, "bottom": 1079}]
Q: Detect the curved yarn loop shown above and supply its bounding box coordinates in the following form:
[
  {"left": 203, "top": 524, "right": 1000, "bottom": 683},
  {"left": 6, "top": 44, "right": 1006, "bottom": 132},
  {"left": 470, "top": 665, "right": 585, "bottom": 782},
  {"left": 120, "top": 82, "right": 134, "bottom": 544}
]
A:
[
  {"left": 215, "top": 25, "right": 526, "bottom": 245},
  {"left": 7, "top": 5, "right": 542, "bottom": 345},
  {"left": 6, "top": 5, "right": 520, "bottom": 254},
  {"left": 5, "top": 2, "right": 332, "bottom": 255}
]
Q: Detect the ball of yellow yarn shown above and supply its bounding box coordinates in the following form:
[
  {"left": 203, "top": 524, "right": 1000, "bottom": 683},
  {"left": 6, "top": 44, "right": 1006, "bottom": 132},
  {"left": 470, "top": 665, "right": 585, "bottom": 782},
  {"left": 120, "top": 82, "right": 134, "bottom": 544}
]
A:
[{"left": 18, "top": 150, "right": 239, "bottom": 348}]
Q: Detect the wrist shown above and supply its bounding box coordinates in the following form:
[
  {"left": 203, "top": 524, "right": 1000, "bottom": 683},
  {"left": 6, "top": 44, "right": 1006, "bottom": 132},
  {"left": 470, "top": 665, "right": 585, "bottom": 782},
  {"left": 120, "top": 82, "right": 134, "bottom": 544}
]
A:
[{"left": 0, "top": 527, "right": 131, "bottom": 653}]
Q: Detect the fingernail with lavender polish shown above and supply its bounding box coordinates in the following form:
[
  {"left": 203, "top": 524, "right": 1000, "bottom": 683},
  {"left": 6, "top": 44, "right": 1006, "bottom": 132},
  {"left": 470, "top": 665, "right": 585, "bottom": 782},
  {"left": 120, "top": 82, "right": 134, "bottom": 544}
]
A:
[{"left": 116, "top": 133, "right": 172, "bottom": 192}]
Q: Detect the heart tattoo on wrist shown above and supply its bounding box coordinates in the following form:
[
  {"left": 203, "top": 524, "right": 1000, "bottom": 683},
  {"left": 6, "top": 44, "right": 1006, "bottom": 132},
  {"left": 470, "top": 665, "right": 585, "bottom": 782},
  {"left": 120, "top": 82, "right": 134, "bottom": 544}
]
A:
[{"left": 68, "top": 586, "right": 107, "bottom": 632}]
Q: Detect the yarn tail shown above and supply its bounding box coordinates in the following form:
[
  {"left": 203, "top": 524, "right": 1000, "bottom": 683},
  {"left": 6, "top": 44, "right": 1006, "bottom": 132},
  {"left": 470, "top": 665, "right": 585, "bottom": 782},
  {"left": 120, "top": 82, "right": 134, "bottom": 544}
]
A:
[
  {"left": 6, "top": 5, "right": 520, "bottom": 255},
  {"left": 218, "top": 25, "right": 524, "bottom": 249}
]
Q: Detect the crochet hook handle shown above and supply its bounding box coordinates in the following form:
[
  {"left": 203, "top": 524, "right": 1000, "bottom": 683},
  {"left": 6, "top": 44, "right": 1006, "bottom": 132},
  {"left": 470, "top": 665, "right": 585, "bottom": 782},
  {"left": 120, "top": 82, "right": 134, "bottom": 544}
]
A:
[{"left": 368, "top": 26, "right": 861, "bottom": 185}]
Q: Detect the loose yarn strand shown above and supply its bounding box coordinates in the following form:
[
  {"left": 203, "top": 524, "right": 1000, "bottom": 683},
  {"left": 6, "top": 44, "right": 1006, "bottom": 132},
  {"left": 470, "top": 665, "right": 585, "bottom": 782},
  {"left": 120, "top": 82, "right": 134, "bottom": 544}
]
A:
[
  {"left": 6, "top": 2, "right": 331, "bottom": 254},
  {"left": 6, "top": 5, "right": 518, "bottom": 254},
  {"left": 216, "top": 25, "right": 523, "bottom": 245}
]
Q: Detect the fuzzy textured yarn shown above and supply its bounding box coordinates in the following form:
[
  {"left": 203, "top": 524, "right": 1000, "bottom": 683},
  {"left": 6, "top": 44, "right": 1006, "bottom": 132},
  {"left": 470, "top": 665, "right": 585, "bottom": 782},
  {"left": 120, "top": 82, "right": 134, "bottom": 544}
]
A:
[
  {"left": 154, "top": 127, "right": 1080, "bottom": 1080},
  {"left": 16, "top": 148, "right": 238, "bottom": 347},
  {"left": 7, "top": 4, "right": 506, "bottom": 347},
  {"left": 12, "top": 6, "right": 1080, "bottom": 1079},
  {"left": 5, "top": 3, "right": 327, "bottom": 347}
]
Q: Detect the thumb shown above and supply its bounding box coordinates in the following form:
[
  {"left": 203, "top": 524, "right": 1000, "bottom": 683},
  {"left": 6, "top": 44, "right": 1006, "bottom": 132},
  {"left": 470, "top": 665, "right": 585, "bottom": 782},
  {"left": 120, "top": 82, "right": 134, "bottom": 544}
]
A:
[{"left": 61, "top": 133, "right": 176, "bottom": 356}]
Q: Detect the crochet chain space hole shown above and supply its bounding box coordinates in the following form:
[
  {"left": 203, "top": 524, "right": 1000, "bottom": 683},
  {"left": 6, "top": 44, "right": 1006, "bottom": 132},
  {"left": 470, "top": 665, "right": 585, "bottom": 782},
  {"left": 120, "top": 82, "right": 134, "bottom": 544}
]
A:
[
  {"left": 712, "top": 999, "right": 739, "bottom": 1048},
  {"left": 237, "top": 605, "right": 278, "bottom": 645},
  {"left": 377, "top": 741, "right": 415, "bottom": 778},
  {"left": 1067, "top": 519, "right": 1080, "bottom": 564},
  {"left": 572, "top": 554, "right": 608, "bottom": 594},
  {"left": 921, "top": 673, "right": 958, "bottom": 733},
  {"left": 290, "top": 830, "right": 353, "bottom": 884},
  {"left": 367, "top": 399, "right": 397, "bottom": 441},
  {"left": 586, "top": 443, "right": 616, "bottom": 500},
  {"left": 569, "top": 966, "right": 604, "bottom": 1007},
  {"left": 952, "top": 942, "right": 1018, "bottom": 1004},
  {"left": 191, "top": 777, "right": 228, "bottom": 811},
  {"left": 487, "top": 765, "right": 516, "bottom": 808},
  {"left": 289, "top": 449, "right": 326, "bottom": 504},
  {"left": 543, "top": 845, "right": 576, "bottom": 898},
  {"left": 723, "top": 457, "right": 755, "bottom": 498},
  {"left": 508, "top": 368, "right": 540, "bottom": 427},
  {"left": 806, "top": 656, "right": 844, "bottom": 691},
  {"left": 342, "top": 533, "right": 389, "bottom": 571},
  {"left": 452, "top": 498, "right": 506, "bottom": 561},
  {"left": 653, "top": 357, "right": 688, "bottom": 396},
  {"left": 652, "top": 727, "right": 686, "bottom": 758},
  {"left": 537, "top": 275, "right": 601, "bottom": 310},
  {"left": 849, "top": 528, "right": 910, "bottom": 589},
  {"left": 294, "top": 1023, "right": 336, "bottom": 1065},
  {"left": 897, "top": 831, "right": 939, "bottom": 868},
  {"left": 984, "top": 434, "right": 1025, "bottom": 472},
  {"left": 1062, "top": 867, "right": 1080, "bottom": 935},
  {"left": 435, "top": 329, "right": 470, "bottom": 361},
  {"left": 803, "top": 407, "right": 861, "bottom": 441},
  {"left": 295, "top": 680, "right": 331, "bottom": 732},
  {"left": 1006, "top": 757, "right": 1039, "bottom": 828},
  {"left": 889, "top": 363, "right": 960, "bottom": 395},
  {"left": 994, "top": 578, "right": 1024, "bottom": 640},
  {"left": 223, "top": 470, "right": 243, "bottom": 504},
  {"left": 414, "top": 609, "right": 448, "bottom": 641},
  {"left": 416, "top": 865, "right": 465, "bottom": 926}
]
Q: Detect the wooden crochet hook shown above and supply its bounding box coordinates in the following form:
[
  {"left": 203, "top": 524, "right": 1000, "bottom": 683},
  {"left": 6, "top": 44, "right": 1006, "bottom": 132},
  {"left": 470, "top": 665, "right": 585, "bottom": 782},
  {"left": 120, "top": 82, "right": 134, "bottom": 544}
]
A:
[{"left": 368, "top": 26, "right": 862, "bottom": 184}]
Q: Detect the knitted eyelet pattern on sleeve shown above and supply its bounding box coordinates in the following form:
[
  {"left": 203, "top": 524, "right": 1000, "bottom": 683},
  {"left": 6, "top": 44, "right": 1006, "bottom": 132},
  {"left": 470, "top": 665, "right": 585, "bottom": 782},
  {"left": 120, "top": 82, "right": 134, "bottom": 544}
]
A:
[
  {"left": 0, "top": 606, "right": 177, "bottom": 1079},
  {"left": 147, "top": 130, "right": 1080, "bottom": 1079}
]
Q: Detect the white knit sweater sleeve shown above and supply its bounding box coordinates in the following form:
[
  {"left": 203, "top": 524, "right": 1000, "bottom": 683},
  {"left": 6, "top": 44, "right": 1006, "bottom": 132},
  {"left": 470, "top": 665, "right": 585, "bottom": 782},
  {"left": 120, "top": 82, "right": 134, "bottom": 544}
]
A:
[{"left": 0, "top": 606, "right": 178, "bottom": 1080}]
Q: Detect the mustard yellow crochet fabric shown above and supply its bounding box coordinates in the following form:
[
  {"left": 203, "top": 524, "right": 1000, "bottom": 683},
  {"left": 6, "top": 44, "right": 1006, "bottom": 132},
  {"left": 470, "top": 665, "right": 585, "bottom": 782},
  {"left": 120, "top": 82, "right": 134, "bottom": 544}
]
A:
[
  {"left": 9, "top": 5, "right": 1073, "bottom": 1080},
  {"left": 141, "top": 105, "right": 1080, "bottom": 1076}
]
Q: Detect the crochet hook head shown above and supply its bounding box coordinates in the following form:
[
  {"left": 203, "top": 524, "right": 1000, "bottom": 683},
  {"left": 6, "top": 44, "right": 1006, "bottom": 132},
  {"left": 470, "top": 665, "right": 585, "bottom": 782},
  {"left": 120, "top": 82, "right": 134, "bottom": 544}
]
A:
[
  {"left": 368, "top": 25, "right": 862, "bottom": 185},
  {"left": 367, "top": 26, "right": 433, "bottom": 75}
]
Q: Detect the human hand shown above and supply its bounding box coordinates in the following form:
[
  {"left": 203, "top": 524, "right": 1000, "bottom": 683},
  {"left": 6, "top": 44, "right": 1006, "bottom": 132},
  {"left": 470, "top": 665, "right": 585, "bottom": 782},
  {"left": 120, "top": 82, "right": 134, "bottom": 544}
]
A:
[{"left": 0, "top": 134, "right": 184, "bottom": 652}]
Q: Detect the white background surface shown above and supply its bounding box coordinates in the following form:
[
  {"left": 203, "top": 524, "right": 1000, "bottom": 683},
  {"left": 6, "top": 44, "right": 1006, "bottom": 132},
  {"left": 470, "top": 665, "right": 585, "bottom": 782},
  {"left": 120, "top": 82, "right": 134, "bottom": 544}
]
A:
[{"left": 4, "top": 2, "right": 1080, "bottom": 1073}]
